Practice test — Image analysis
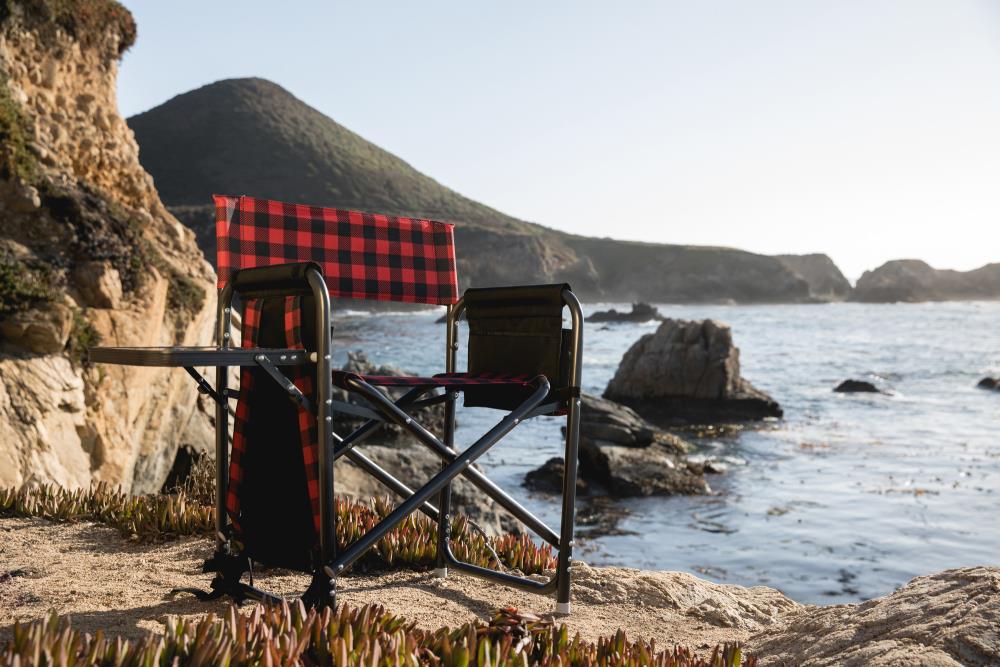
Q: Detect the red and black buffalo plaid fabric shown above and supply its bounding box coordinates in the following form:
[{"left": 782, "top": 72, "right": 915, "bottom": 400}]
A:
[
  {"left": 226, "top": 295, "right": 321, "bottom": 538},
  {"left": 333, "top": 371, "right": 535, "bottom": 390},
  {"left": 214, "top": 195, "right": 459, "bottom": 306}
]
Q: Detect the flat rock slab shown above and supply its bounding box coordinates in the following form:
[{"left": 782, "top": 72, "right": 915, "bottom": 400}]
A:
[{"left": 751, "top": 566, "right": 1000, "bottom": 666}]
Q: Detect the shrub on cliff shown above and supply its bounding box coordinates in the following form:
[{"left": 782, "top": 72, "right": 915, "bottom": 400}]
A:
[{"left": 1, "top": 0, "right": 136, "bottom": 54}]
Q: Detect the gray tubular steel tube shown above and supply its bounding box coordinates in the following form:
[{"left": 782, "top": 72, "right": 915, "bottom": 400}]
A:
[
  {"left": 331, "top": 376, "right": 550, "bottom": 574},
  {"left": 556, "top": 288, "right": 584, "bottom": 608},
  {"left": 343, "top": 448, "right": 440, "bottom": 521},
  {"left": 443, "top": 546, "right": 555, "bottom": 592},
  {"left": 436, "top": 304, "right": 459, "bottom": 573},
  {"left": 306, "top": 268, "right": 336, "bottom": 570},
  {"left": 214, "top": 284, "right": 235, "bottom": 545},
  {"left": 332, "top": 386, "right": 430, "bottom": 461},
  {"left": 344, "top": 368, "right": 561, "bottom": 547}
]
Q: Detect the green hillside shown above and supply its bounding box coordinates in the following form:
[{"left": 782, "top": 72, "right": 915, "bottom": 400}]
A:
[{"left": 129, "top": 78, "right": 844, "bottom": 303}]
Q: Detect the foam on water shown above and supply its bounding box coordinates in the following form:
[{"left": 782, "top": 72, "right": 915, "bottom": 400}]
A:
[{"left": 331, "top": 301, "right": 1000, "bottom": 604}]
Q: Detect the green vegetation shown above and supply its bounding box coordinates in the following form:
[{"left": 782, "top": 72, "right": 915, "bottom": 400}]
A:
[
  {"left": 0, "top": 484, "right": 214, "bottom": 540},
  {"left": 127, "top": 78, "right": 535, "bottom": 234},
  {"left": 65, "top": 308, "right": 100, "bottom": 365},
  {"left": 0, "top": 73, "right": 37, "bottom": 183},
  {"left": 40, "top": 183, "right": 147, "bottom": 293},
  {"left": 1, "top": 0, "right": 136, "bottom": 54},
  {"left": 0, "top": 483, "right": 555, "bottom": 575},
  {"left": 164, "top": 265, "right": 206, "bottom": 318},
  {"left": 0, "top": 253, "right": 54, "bottom": 314},
  {"left": 1, "top": 603, "right": 755, "bottom": 667},
  {"left": 0, "top": 478, "right": 759, "bottom": 664}
]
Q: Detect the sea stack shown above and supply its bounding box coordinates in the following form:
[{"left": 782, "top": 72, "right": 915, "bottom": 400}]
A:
[{"left": 603, "top": 319, "right": 781, "bottom": 425}]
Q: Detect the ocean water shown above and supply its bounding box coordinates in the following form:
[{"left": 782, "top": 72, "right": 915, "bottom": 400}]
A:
[{"left": 329, "top": 301, "right": 1000, "bottom": 605}]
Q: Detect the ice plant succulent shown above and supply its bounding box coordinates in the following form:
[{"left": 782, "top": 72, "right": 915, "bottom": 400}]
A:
[
  {"left": 0, "top": 600, "right": 756, "bottom": 666},
  {"left": 0, "top": 483, "right": 556, "bottom": 575}
]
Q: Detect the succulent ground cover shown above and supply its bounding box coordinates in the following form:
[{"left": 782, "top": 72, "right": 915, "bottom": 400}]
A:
[
  {"left": 1, "top": 600, "right": 754, "bottom": 667},
  {"left": 0, "top": 483, "right": 556, "bottom": 576},
  {"left": 0, "top": 482, "right": 760, "bottom": 664}
]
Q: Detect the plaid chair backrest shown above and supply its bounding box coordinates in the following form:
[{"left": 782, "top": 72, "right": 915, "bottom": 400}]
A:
[{"left": 214, "top": 195, "right": 459, "bottom": 305}]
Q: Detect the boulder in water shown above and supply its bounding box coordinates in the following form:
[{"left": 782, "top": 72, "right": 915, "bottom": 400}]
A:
[
  {"left": 587, "top": 302, "right": 664, "bottom": 323},
  {"left": 603, "top": 319, "right": 781, "bottom": 425},
  {"left": 525, "top": 394, "right": 710, "bottom": 497},
  {"left": 834, "top": 379, "right": 882, "bottom": 393},
  {"left": 977, "top": 377, "right": 999, "bottom": 391}
]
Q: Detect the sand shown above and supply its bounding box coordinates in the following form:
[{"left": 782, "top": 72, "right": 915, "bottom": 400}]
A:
[
  {"left": 0, "top": 516, "right": 795, "bottom": 651},
  {"left": 5, "top": 517, "right": 997, "bottom": 665}
]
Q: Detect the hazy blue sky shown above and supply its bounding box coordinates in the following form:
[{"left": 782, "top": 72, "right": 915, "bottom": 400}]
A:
[{"left": 118, "top": 1, "right": 1000, "bottom": 281}]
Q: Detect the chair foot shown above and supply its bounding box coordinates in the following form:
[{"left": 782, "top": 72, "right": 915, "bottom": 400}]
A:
[
  {"left": 433, "top": 567, "right": 448, "bottom": 579},
  {"left": 554, "top": 601, "right": 571, "bottom": 616}
]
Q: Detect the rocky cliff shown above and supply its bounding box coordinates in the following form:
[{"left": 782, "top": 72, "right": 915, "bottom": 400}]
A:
[
  {"left": 852, "top": 259, "right": 1000, "bottom": 303},
  {"left": 775, "top": 253, "right": 852, "bottom": 301},
  {"left": 129, "top": 77, "right": 843, "bottom": 304},
  {"left": 0, "top": 1, "right": 215, "bottom": 492}
]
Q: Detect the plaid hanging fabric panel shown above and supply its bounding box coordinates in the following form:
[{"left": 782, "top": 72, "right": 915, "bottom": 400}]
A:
[{"left": 214, "top": 195, "right": 459, "bottom": 306}]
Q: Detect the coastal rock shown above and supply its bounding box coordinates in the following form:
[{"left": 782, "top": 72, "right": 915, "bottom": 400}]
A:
[
  {"left": 0, "top": 302, "right": 73, "bottom": 354},
  {"left": 586, "top": 302, "right": 664, "bottom": 323},
  {"left": 0, "top": 4, "right": 216, "bottom": 492},
  {"left": 833, "top": 379, "right": 882, "bottom": 393},
  {"left": 525, "top": 394, "right": 710, "bottom": 497},
  {"left": 977, "top": 377, "right": 999, "bottom": 391},
  {"left": 523, "top": 457, "right": 589, "bottom": 495},
  {"left": 751, "top": 566, "right": 1000, "bottom": 666},
  {"left": 776, "top": 254, "right": 852, "bottom": 301},
  {"left": 334, "top": 442, "right": 508, "bottom": 535},
  {"left": 72, "top": 260, "right": 123, "bottom": 308},
  {"left": 332, "top": 351, "right": 446, "bottom": 440},
  {"left": 852, "top": 259, "right": 1000, "bottom": 303},
  {"left": 604, "top": 319, "right": 782, "bottom": 425}
]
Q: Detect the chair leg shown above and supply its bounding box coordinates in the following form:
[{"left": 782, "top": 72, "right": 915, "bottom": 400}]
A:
[
  {"left": 555, "top": 396, "right": 582, "bottom": 615},
  {"left": 435, "top": 391, "right": 458, "bottom": 579}
]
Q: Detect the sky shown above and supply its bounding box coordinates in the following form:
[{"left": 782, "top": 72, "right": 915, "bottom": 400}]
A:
[{"left": 118, "top": 1, "right": 1000, "bottom": 282}]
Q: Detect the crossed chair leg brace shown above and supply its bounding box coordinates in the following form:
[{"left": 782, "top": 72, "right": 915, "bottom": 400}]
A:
[{"left": 197, "top": 268, "right": 583, "bottom": 614}]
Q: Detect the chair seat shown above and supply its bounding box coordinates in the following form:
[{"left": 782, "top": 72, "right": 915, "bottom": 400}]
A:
[{"left": 334, "top": 371, "right": 535, "bottom": 389}]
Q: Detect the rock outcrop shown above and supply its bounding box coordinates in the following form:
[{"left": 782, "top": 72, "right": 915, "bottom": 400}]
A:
[
  {"left": 525, "top": 394, "right": 710, "bottom": 497},
  {"left": 852, "top": 259, "right": 1000, "bottom": 303},
  {"left": 586, "top": 302, "right": 664, "bottom": 323},
  {"left": 604, "top": 319, "right": 781, "bottom": 425},
  {"left": 751, "top": 566, "right": 1000, "bottom": 666},
  {"left": 833, "top": 379, "right": 882, "bottom": 393},
  {"left": 0, "top": 2, "right": 215, "bottom": 492},
  {"left": 776, "top": 253, "right": 853, "bottom": 301},
  {"left": 977, "top": 377, "right": 999, "bottom": 391}
]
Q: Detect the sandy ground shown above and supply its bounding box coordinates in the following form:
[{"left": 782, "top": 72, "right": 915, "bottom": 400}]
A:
[{"left": 0, "top": 517, "right": 797, "bottom": 651}]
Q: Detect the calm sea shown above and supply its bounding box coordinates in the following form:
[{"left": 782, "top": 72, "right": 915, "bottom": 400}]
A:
[{"left": 330, "top": 301, "right": 1000, "bottom": 604}]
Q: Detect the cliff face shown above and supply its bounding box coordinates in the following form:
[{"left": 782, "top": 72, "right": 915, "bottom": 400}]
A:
[
  {"left": 0, "top": 1, "right": 216, "bottom": 492},
  {"left": 776, "top": 254, "right": 852, "bottom": 301},
  {"left": 852, "top": 259, "right": 1000, "bottom": 303},
  {"left": 130, "top": 78, "right": 842, "bottom": 304},
  {"left": 563, "top": 234, "right": 813, "bottom": 303}
]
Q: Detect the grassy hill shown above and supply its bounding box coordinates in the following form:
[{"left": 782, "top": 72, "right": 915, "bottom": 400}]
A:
[{"left": 129, "top": 78, "right": 843, "bottom": 303}]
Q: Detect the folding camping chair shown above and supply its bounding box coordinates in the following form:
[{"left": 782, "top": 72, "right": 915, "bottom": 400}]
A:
[{"left": 90, "top": 195, "right": 583, "bottom": 613}]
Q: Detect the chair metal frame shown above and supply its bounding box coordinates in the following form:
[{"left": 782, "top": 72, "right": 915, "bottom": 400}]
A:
[{"left": 204, "top": 262, "right": 583, "bottom": 613}]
